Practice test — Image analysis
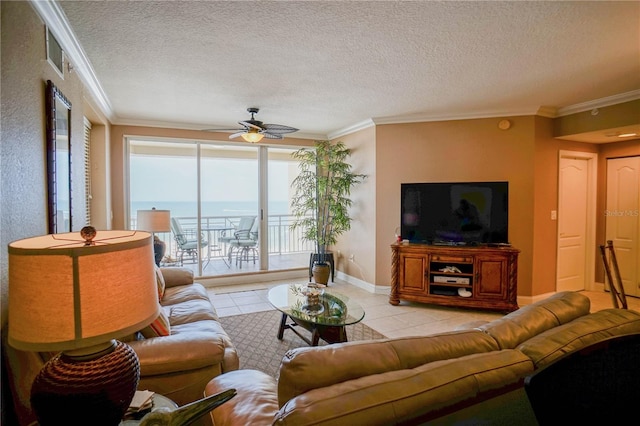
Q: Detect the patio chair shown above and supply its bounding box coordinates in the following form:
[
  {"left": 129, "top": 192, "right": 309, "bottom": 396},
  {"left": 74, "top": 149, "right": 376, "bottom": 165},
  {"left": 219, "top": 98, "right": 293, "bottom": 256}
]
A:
[
  {"left": 170, "top": 217, "right": 208, "bottom": 265},
  {"left": 219, "top": 216, "right": 256, "bottom": 264},
  {"left": 228, "top": 220, "right": 259, "bottom": 269},
  {"left": 219, "top": 217, "right": 256, "bottom": 244}
]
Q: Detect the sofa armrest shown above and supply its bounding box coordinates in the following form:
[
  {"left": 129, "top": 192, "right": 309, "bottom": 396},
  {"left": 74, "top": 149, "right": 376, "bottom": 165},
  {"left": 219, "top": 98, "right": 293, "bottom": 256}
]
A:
[
  {"left": 160, "top": 267, "right": 194, "bottom": 288},
  {"left": 276, "top": 350, "right": 533, "bottom": 425},
  {"left": 205, "top": 369, "right": 278, "bottom": 426},
  {"left": 478, "top": 291, "right": 591, "bottom": 349},
  {"left": 128, "top": 333, "right": 226, "bottom": 376}
]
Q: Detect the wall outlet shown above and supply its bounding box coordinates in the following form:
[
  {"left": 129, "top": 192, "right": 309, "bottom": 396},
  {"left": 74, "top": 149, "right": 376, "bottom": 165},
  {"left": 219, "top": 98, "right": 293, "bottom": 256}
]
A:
[
  {"left": 348, "top": 254, "right": 355, "bottom": 262},
  {"left": 551, "top": 210, "right": 557, "bottom": 220}
]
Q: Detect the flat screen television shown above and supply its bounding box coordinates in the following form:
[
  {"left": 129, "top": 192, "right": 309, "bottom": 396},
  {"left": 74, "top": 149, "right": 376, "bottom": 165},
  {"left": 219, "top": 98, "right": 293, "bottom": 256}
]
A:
[{"left": 401, "top": 181, "right": 509, "bottom": 245}]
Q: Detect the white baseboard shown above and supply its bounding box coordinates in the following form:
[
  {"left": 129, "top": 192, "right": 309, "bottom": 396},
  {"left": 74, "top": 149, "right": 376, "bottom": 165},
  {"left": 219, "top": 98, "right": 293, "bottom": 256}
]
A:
[
  {"left": 335, "top": 271, "right": 390, "bottom": 295},
  {"left": 199, "top": 268, "right": 308, "bottom": 288},
  {"left": 200, "top": 269, "right": 608, "bottom": 306},
  {"left": 517, "top": 282, "right": 608, "bottom": 306}
]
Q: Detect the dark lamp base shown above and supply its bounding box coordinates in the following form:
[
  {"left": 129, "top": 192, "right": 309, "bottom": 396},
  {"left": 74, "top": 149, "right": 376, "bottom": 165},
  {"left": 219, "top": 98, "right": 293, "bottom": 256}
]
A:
[
  {"left": 31, "top": 340, "right": 140, "bottom": 426},
  {"left": 154, "top": 237, "right": 166, "bottom": 266}
]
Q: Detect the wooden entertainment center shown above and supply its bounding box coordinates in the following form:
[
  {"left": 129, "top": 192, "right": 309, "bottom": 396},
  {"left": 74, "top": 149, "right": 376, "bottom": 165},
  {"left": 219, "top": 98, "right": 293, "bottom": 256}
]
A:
[{"left": 390, "top": 243, "right": 519, "bottom": 312}]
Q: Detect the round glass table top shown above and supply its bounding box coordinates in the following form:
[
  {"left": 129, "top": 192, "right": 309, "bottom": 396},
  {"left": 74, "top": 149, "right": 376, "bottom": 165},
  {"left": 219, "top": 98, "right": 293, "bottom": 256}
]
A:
[{"left": 268, "top": 283, "right": 365, "bottom": 326}]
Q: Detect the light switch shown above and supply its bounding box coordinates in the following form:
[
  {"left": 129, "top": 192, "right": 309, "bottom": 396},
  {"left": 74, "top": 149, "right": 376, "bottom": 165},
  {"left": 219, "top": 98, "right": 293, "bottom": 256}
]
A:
[{"left": 551, "top": 210, "right": 557, "bottom": 220}]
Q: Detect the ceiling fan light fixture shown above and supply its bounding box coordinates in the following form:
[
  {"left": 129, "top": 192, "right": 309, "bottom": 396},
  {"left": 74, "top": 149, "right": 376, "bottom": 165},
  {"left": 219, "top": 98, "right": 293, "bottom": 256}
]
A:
[
  {"left": 204, "top": 108, "right": 297, "bottom": 141},
  {"left": 241, "top": 130, "right": 264, "bottom": 143}
]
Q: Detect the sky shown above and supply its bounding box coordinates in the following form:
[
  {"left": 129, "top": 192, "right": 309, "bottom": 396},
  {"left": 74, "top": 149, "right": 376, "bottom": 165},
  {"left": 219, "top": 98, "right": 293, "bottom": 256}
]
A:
[{"left": 130, "top": 155, "right": 293, "bottom": 203}]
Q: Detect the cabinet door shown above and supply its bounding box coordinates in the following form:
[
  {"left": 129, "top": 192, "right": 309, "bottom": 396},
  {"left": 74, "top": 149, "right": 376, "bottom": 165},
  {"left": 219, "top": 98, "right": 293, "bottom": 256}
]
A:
[
  {"left": 475, "top": 255, "right": 507, "bottom": 299},
  {"left": 399, "top": 252, "right": 427, "bottom": 293}
]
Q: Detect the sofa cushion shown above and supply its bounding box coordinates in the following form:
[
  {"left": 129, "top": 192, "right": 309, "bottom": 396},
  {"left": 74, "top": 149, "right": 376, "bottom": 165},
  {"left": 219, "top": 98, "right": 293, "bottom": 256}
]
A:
[
  {"left": 477, "top": 291, "right": 591, "bottom": 349},
  {"left": 517, "top": 308, "right": 640, "bottom": 369},
  {"left": 140, "top": 309, "right": 171, "bottom": 338},
  {"left": 167, "top": 299, "right": 219, "bottom": 325},
  {"left": 160, "top": 267, "right": 194, "bottom": 287},
  {"left": 154, "top": 265, "right": 166, "bottom": 300},
  {"left": 162, "top": 282, "right": 210, "bottom": 306},
  {"left": 275, "top": 350, "right": 533, "bottom": 426}
]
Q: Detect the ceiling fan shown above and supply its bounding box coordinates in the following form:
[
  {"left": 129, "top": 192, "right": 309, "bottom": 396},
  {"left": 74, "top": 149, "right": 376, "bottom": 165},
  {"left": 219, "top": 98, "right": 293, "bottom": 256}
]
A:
[{"left": 204, "top": 107, "right": 298, "bottom": 143}]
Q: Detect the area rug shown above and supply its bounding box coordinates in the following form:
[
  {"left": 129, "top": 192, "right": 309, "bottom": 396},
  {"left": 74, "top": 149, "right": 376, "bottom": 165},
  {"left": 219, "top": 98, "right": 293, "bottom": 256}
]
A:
[{"left": 219, "top": 309, "right": 387, "bottom": 378}]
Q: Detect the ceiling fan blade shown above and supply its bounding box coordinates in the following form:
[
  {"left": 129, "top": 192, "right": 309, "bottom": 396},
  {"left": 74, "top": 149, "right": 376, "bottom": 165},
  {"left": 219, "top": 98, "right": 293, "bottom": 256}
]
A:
[
  {"left": 262, "top": 133, "right": 284, "bottom": 140},
  {"left": 262, "top": 123, "right": 298, "bottom": 134},
  {"left": 239, "top": 121, "right": 262, "bottom": 131},
  {"left": 229, "top": 131, "right": 247, "bottom": 139},
  {"left": 202, "top": 128, "right": 245, "bottom": 132}
]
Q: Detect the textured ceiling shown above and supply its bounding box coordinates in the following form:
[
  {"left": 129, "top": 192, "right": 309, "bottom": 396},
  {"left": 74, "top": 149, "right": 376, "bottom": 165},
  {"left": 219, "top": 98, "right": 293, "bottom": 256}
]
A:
[{"left": 54, "top": 0, "right": 640, "bottom": 139}]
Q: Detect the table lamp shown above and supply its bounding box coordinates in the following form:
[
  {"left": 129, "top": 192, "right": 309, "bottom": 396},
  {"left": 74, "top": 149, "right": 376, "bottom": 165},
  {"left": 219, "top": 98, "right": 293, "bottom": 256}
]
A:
[
  {"left": 8, "top": 227, "right": 160, "bottom": 426},
  {"left": 137, "top": 208, "right": 171, "bottom": 266}
]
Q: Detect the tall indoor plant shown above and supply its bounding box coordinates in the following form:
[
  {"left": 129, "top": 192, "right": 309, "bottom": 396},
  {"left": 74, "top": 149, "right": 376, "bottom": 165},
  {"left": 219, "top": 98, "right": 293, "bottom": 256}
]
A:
[{"left": 290, "top": 140, "right": 366, "bottom": 284}]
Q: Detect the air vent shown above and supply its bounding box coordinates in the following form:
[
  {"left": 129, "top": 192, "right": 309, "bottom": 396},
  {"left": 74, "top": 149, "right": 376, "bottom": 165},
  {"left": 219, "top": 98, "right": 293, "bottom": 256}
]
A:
[{"left": 46, "top": 27, "right": 64, "bottom": 78}]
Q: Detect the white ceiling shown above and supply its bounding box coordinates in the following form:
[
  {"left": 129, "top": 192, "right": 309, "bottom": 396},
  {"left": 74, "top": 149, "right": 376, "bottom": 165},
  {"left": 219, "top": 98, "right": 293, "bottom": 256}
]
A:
[{"left": 46, "top": 1, "right": 640, "bottom": 140}]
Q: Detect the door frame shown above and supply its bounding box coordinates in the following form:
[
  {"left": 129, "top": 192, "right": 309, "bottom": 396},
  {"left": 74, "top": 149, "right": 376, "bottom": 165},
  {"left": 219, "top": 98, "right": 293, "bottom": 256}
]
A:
[{"left": 556, "top": 150, "right": 598, "bottom": 291}]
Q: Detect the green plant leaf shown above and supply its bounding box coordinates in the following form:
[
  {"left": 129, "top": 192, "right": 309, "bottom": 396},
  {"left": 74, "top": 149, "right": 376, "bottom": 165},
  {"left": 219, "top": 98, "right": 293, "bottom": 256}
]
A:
[{"left": 290, "top": 140, "right": 366, "bottom": 255}]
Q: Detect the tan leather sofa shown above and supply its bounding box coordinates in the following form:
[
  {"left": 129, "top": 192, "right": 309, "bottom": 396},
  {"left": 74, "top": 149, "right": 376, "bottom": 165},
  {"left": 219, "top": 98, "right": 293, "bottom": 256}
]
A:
[
  {"left": 3, "top": 267, "right": 238, "bottom": 426},
  {"left": 204, "top": 291, "right": 640, "bottom": 425}
]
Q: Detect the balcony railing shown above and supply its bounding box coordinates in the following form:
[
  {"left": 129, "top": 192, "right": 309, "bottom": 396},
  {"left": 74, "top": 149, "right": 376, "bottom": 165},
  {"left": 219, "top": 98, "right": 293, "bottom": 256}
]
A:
[{"left": 133, "top": 214, "right": 315, "bottom": 264}]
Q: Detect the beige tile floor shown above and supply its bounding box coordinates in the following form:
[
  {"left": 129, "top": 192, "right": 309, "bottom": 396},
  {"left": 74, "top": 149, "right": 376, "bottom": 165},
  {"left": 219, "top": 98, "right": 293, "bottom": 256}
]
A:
[{"left": 206, "top": 278, "right": 640, "bottom": 339}]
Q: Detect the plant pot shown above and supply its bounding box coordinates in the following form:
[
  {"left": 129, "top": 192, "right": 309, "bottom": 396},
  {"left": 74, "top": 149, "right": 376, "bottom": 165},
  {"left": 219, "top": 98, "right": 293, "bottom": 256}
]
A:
[{"left": 312, "top": 262, "right": 331, "bottom": 285}]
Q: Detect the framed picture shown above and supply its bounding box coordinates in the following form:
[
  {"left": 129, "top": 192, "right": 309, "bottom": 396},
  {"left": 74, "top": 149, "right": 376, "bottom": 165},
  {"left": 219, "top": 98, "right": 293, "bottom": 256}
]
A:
[{"left": 46, "top": 80, "right": 72, "bottom": 234}]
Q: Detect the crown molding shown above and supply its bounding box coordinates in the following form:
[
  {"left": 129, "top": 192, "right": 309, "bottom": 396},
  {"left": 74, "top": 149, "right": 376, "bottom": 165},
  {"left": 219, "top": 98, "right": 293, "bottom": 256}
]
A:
[
  {"left": 291, "top": 132, "right": 328, "bottom": 141},
  {"left": 28, "top": 0, "right": 639, "bottom": 138},
  {"left": 327, "top": 119, "right": 375, "bottom": 140},
  {"left": 556, "top": 90, "right": 640, "bottom": 117},
  {"left": 31, "top": 0, "right": 114, "bottom": 121},
  {"left": 113, "top": 117, "right": 325, "bottom": 141},
  {"left": 535, "top": 106, "right": 558, "bottom": 118},
  {"left": 332, "top": 90, "right": 640, "bottom": 138},
  {"left": 372, "top": 108, "right": 538, "bottom": 126}
]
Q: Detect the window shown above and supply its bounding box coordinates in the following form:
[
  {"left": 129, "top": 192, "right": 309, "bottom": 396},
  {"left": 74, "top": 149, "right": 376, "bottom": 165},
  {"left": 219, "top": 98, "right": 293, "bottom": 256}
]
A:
[{"left": 127, "top": 138, "right": 311, "bottom": 278}]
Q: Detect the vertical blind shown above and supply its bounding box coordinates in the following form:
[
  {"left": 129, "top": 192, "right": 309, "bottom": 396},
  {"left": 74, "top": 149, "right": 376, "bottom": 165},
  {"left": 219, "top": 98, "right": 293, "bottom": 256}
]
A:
[{"left": 83, "top": 117, "right": 92, "bottom": 225}]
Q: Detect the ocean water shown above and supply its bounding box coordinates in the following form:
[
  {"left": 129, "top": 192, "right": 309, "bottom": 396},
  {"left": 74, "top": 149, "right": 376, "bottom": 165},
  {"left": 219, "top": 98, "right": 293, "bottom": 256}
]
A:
[{"left": 131, "top": 200, "right": 291, "bottom": 218}]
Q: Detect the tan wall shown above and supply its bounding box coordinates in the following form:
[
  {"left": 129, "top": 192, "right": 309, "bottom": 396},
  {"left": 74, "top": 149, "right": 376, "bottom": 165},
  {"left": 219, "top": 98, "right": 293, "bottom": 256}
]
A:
[
  {"left": 532, "top": 118, "right": 600, "bottom": 296},
  {"left": 331, "top": 127, "right": 376, "bottom": 284},
  {"left": 374, "top": 117, "right": 536, "bottom": 292},
  {"left": 1, "top": 3, "right": 96, "bottom": 422},
  {"left": 1, "top": 2, "right": 90, "bottom": 327},
  {"left": 554, "top": 100, "right": 640, "bottom": 138}
]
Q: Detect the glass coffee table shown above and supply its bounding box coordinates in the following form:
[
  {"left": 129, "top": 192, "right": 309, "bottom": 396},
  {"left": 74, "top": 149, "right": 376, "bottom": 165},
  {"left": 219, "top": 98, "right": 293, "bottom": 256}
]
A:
[{"left": 267, "top": 283, "right": 365, "bottom": 346}]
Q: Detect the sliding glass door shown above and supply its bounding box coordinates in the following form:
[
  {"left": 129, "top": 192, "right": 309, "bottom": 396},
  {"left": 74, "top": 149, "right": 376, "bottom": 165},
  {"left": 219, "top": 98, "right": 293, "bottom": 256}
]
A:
[
  {"left": 129, "top": 140, "right": 199, "bottom": 267},
  {"left": 128, "top": 138, "right": 311, "bottom": 277},
  {"left": 199, "top": 144, "right": 259, "bottom": 274},
  {"left": 267, "top": 147, "right": 313, "bottom": 271}
]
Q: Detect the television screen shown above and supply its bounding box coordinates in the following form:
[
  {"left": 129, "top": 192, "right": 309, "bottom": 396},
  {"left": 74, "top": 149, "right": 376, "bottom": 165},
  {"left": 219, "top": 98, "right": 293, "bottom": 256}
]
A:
[{"left": 401, "top": 181, "right": 509, "bottom": 245}]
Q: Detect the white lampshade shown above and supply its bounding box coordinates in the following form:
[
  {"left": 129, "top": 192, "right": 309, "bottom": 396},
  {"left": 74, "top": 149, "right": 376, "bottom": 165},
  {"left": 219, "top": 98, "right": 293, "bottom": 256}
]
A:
[
  {"left": 137, "top": 208, "right": 170, "bottom": 233},
  {"left": 8, "top": 230, "right": 160, "bottom": 352}
]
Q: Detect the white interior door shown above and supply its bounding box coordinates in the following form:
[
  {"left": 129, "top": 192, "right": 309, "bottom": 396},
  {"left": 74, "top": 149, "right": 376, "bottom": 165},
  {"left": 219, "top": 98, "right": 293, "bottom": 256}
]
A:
[
  {"left": 557, "top": 151, "right": 597, "bottom": 292},
  {"left": 605, "top": 156, "right": 640, "bottom": 297}
]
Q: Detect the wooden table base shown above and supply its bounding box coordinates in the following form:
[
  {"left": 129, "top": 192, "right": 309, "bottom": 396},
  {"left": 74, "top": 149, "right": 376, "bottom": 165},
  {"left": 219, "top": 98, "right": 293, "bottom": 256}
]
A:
[{"left": 277, "top": 313, "right": 347, "bottom": 346}]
